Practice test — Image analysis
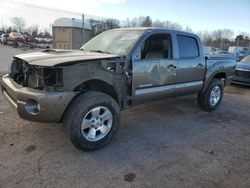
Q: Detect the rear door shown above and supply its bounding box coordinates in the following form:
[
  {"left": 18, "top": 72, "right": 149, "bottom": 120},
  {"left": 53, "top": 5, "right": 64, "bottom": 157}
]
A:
[
  {"left": 175, "top": 35, "right": 206, "bottom": 95},
  {"left": 132, "top": 33, "right": 177, "bottom": 104}
]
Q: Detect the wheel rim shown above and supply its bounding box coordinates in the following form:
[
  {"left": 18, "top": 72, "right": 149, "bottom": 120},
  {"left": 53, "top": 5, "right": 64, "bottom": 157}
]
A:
[
  {"left": 81, "top": 106, "right": 113, "bottom": 142},
  {"left": 209, "top": 86, "right": 221, "bottom": 106}
]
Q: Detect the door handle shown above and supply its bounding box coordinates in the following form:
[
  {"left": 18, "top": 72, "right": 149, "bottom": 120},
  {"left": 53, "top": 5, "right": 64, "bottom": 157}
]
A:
[
  {"left": 197, "top": 63, "right": 204, "bottom": 69},
  {"left": 167, "top": 64, "right": 177, "bottom": 71}
]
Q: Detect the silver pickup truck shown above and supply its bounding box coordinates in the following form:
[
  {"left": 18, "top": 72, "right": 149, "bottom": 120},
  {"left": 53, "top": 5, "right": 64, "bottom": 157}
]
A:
[{"left": 1, "top": 28, "right": 235, "bottom": 151}]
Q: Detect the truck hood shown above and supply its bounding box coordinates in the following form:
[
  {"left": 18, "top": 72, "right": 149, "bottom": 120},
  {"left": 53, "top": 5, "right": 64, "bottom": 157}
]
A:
[{"left": 14, "top": 49, "right": 122, "bottom": 66}]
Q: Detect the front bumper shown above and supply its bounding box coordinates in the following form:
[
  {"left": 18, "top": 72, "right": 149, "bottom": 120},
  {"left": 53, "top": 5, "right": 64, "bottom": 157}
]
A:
[
  {"left": 1, "top": 74, "right": 76, "bottom": 123},
  {"left": 232, "top": 69, "right": 250, "bottom": 86},
  {"left": 232, "top": 77, "right": 250, "bottom": 86}
]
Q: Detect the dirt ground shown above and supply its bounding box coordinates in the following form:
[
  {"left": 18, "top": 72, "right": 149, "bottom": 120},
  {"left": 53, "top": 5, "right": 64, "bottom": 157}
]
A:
[{"left": 0, "top": 45, "right": 250, "bottom": 188}]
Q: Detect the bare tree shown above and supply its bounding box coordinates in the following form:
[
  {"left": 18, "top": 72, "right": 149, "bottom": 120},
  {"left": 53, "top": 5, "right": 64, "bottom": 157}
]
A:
[
  {"left": 141, "top": 16, "right": 152, "bottom": 27},
  {"left": 185, "top": 26, "right": 193, "bottom": 33},
  {"left": 212, "top": 29, "right": 234, "bottom": 49},
  {"left": 130, "top": 16, "right": 147, "bottom": 27},
  {"left": 212, "top": 29, "right": 234, "bottom": 41},
  {"left": 197, "top": 31, "right": 213, "bottom": 44},
  {"left": 11, "top": 17, "right": 26, "bottom": 33},
  {"left": 153, "top": 19, "right": 165, "bottom": 27},
  {"left": 105, "top": 18, "right": 120, "bottom": 29},
  {"left": 164, "top": 20, "right": 183, "bottom": 30},
  {"left": 6, "top": 26, "right": 16, "bottom": 33},
  {"left": 1, "top": 24, "right": 8, "bottom": 33},
  {"left": 26, "top": 24, "right": 39, "bottom": 37},
  {"left": 125, "top": 17, "right": 131, "bottom": 28}
]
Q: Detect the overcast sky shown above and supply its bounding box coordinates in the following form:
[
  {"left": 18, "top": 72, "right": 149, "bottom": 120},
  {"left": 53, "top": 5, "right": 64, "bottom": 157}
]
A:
[{"left": 0, "top": 0, "right": 249, "bottom": 35}]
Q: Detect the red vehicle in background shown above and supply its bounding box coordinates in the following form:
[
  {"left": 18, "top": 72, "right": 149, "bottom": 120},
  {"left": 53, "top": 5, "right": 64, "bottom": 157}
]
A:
[
  {"left": 8, "top": 32, "right": 36, "bottom": 48},
  {"left": 8, "top": 32, "right": 26, "bottom": 47}
]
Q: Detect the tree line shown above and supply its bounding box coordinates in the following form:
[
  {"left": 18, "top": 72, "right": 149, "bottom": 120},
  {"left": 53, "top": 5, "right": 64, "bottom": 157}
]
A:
[
  {"left": 0, "top": 17, "right": 52, "bottom": 38},
  {"left": 90, "top": 15, "right": 250, "bottom": 49},
  {"left": 1, "top": 16, "right": 249, "bottom": 49}
]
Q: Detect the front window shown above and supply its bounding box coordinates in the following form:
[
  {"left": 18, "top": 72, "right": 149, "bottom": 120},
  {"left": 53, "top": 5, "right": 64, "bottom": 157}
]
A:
[
  {"left": 80, "top": 30, "right": 144, "bottom": 56},
  {"left": 140, "top": 33, "right": 172, "bottom": 60}
]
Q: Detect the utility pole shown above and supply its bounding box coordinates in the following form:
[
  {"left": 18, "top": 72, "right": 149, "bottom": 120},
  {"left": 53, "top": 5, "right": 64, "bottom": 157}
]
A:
[{"left": 82, "top": 14, "right": 85, "bottom": 44}]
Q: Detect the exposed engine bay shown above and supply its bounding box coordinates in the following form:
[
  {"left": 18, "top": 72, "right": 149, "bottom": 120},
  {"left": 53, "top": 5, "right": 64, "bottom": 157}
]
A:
[{"left": 9, "top": 58, "right": 63, "bottom": 91}]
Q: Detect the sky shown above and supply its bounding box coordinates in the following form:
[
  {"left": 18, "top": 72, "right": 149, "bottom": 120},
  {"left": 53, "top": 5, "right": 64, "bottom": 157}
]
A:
[{"left": 0, "top": 0, "right": 249, "bottom": 35}]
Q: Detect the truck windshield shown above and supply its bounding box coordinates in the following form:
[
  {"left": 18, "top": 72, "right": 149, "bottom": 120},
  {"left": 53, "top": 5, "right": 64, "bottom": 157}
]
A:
[{"left": 80, "top": 30, "right": 144, "bottom": 56}]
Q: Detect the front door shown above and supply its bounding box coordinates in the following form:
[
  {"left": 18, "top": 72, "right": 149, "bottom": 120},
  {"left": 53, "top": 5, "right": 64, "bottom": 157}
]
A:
[{"left": 132, "top": 33, "right": 177, "bottom": 104}]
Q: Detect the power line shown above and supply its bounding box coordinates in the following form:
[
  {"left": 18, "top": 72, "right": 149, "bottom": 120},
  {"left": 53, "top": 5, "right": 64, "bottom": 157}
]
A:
[
  {"left": 1, "top": 0, "right": 81, "bottom": 15},
  {"left": 0, "top": 0, "right": 117, "bottom": 21}
]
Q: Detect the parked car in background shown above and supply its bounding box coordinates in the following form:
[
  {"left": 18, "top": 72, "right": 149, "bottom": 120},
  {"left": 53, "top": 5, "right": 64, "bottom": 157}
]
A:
[
  {"left": 203, "top": 46, "right": 230, "bottom": 55},
  {"left": 35, "top": 37, "right": 53, "bottom": 44},
  {"left": 216, "top": 50, "right": 231, "bottom": 55},
  {"left": 203, "top": 46, "right": 217, "bottom": 54},
  {"left": 24, "top": 36, "right": 38, "bottom": 48},
  {"left": 0, "top": 33, "right": 8, "bottom": 45},
  {"left": 8, "top": 32, "right": 26, "bottom": 48},
  {"left": 228, "top": 46, "right": 250, "bottom": 61},
  {"left": 233, "top": 55, "right": 250, "bottom": 86}
]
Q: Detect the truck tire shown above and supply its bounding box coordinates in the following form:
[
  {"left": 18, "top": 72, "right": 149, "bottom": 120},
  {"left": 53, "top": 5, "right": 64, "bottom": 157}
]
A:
[
  {"left": 198, "top": 78, "right": 224, "bottom": 111},
  {"left": 63, "top": 91, "right": 120, "bottom": 151}
]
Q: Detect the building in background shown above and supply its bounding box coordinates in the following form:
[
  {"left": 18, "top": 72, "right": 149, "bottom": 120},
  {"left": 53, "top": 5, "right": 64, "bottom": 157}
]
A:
[{"left": 52, "top": 17, "right": 92, "bottom": 49}]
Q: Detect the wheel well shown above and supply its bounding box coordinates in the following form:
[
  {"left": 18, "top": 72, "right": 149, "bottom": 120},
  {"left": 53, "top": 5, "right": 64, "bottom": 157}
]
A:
[
  {"left": 214, "top": 72, "right": 226, "bottom": 84},
  {"left": 74, "top": 80, "right": 118, "bottom": 102},
  {"left": 214, "top": 72, "right": 226, "bottom": 79}
]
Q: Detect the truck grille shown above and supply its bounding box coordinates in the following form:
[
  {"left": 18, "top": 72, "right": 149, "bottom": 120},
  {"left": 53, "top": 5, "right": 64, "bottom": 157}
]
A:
[{"left": 235, "top": 70, "right": 250, "bottom": 78}]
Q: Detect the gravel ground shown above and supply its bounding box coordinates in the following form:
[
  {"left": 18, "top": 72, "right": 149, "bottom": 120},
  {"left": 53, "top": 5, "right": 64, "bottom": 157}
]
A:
[{"left": 0, "top": 45, "right": 250, "bottom": 188}]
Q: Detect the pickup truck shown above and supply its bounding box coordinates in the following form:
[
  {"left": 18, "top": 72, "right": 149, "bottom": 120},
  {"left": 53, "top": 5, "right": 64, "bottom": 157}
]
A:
[{"left": 1, "top": 28, "right": 235, "bottom": 151}]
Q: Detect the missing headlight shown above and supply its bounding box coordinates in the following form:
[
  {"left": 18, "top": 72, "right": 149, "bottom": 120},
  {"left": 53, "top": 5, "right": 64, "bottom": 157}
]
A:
[
  {"left": 27, "top": 67, "right": 63, "bottom": 91},
  {"left": 44, "top": 68, "right": 63, "bottom": 88},
  {"left": 9, "top": 58, "right": 29, "bottom": 86}
]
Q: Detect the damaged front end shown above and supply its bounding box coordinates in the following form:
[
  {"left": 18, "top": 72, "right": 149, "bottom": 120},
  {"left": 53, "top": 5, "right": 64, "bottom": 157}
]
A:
[
  {"left": 1, "top": 58, "right": 76, "bottom": 123},
  {"left": 9, "top": 58, "right": 63, "bottom": 91}
]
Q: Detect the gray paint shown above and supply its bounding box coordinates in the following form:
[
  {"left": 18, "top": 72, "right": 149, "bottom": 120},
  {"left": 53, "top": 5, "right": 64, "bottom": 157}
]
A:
[
  {"left": 14, "top": 49, "right": 121, "bottom": 66},
  {"left": 1, "top": 28, "right": 236, "bottom": 123},
  {"left": 2, "top": 75, "right": 76, "bottom": 122}
]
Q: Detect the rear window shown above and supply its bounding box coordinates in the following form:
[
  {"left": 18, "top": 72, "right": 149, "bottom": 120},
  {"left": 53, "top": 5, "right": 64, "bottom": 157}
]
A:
[{"left": 177, "top": 35, "right": 199, "bottom": 58}]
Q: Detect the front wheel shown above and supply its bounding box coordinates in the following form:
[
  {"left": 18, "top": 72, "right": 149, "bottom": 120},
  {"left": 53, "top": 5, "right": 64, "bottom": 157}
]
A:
[
  {"left": 63, "top": 91, "right": 120, "bottom": 151},
  {"left": 198, "top": 78, "right": 224, "bottom": 111}
]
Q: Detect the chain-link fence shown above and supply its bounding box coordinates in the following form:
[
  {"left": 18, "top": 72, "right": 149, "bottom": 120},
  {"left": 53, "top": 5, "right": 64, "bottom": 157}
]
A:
[{"left": 0, "top": 0, "right": 125, "bottom": 49}]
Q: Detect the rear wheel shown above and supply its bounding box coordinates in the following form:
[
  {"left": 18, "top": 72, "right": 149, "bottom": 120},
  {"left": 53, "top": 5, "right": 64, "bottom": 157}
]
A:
[
  {"left": 198, "top": 78, "right": 224, "bottom": 111},
  {"left": 63, "top": 91, "right": 120, "bottom": 151}
]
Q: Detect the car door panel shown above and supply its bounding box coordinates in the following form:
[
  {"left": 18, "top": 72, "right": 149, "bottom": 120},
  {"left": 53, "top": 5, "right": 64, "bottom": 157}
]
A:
[
  {"left": 131, "top": 32, "right": 177, "bottom": 104},
  {"left": 132, "top": 58, "right": 177, "bottom": 104}
]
